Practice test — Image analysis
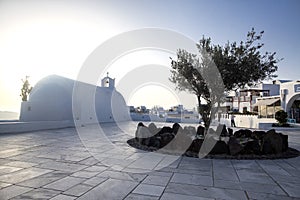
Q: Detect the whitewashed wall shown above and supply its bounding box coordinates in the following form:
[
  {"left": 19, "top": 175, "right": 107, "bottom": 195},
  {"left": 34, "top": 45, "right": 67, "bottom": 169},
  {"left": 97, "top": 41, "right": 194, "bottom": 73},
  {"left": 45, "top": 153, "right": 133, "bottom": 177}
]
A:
[
  {"left": 220, "top": 114, "right": 276, "bottom": 129},
  {"left": 20, "top": 75, "right": 130, "bottom": 123}
]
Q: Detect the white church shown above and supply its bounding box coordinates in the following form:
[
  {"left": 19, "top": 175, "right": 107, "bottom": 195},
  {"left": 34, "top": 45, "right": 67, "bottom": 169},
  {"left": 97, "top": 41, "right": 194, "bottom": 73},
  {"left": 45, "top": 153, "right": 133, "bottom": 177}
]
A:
[{"left": 20, "top": 74, "right": 130, "bottom": 123}]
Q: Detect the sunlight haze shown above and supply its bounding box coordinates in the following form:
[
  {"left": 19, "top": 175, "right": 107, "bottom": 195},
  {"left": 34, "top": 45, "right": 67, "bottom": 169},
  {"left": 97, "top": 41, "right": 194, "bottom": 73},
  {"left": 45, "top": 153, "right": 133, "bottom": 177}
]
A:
[{"left": 0, "top": 0, "right": 299, "bottom": 113}]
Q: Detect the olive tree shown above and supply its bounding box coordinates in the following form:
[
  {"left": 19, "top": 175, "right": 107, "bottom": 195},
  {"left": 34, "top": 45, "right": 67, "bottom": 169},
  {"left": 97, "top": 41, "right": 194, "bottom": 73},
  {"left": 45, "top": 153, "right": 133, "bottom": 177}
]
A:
[{"left": 170, "top": 28, "right": 281, "bottom": 132}]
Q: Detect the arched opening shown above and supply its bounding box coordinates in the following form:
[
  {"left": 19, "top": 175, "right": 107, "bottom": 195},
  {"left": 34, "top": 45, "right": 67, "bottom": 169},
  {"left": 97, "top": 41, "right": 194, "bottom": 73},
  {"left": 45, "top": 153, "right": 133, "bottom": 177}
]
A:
[{"left": 286, "top": 94, "right": 300, "bottom": 123}]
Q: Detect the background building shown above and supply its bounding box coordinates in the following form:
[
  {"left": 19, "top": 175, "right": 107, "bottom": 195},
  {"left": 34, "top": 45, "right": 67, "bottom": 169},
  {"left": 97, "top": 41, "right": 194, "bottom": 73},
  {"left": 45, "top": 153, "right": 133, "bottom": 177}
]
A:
[{"left": 222, "top": 80, "right": 300, "bottom": 123}]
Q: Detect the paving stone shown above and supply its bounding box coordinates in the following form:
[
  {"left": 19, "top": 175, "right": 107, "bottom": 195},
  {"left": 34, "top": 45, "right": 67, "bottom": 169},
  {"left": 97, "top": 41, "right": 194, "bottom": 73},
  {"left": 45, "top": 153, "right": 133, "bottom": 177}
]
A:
[
  {"left": 0, "top": 165, "right": 23, "bottom": 175},
  {"left": 4, "top": 161, "right": 38, "bottom": 168},
  {"left": 213, "top": 166, "right": 239, "bottom": 181},
  {"left": 270, "top": 174, "right": 299, "bottom": 185},
  {"left": 124, "top": 193, "right": 159, "bottom": 200},
  {"left": 284, "top": 168, "right": 300, "bottom": 177},
  {"left": 176, "top": 168, "right": 212, "bottom": 176},
  {"left": 155, "top": 156, "right": 181, "bottom": 170},
  {"left": 50, "top": 194, "right": 76, "bottom": 200},
  {"left": 98, "top": 170, "right": 147, "bottom": 182},
  {"left": 236, "top": 168, "right": 276, "bottom": 184},
  {"left": 43, "top": 176, "right": 86, "bottom": 191},
  {"left": 37, "top": 153, "right": 88, "bottom": 162},
  {"left": 78, "top": 157, "right": 99, "bottom": 166},
  {"left": 77, "top": 178, "right": 138, "bottom": 200},
  {"left": 17, "top": 171, "right": 70, "bottom": 188},
  {"left": 0, "top": 149, "right": 24, "bottom": 158},
  {"left": 247, "top": 191, "right": 296, "bottom": 200},
  {"left": 9, "top": 156, "right": 53, "bottom": 164},
  {"left": 0, "top": 185, "right": 32, "bottom": 200},
  {"left": 212, "top": 159, "right": 234, "bottom": 168},
  {"left": 109, "top": 164, "right": 125, "bottom": 171},
  {"left": 178, "top": 159, "right": 212, "bottom": 171},
  {"left": 165, "top": 183, "right": 248, "bottom": 200},
  {"left": 101, "top": 157, "right": 134, "bottom": 167},
  {"left": 0, "top": 167, "right": 52, "bottom": 184},
  {"left": 0, "top": 182, "right": 12, "bottom": 189},
  {"left": 149, "top": 171, "right": 173, "bottom": 178},
  {"left": 232, "top": 160, "right": 260, "bottom": 170},
  {"left": 127, "top": 155, "right": 164, "bottom": 170},
  {"left": 277, "top": 181, "right": 300, "bottom": 198},
  {"left": 132, "top": 183, "right": 165, "bottom": 196},
  {"left": 142, "top": 175, "right": 171, "bottom": 186},
  {"left": 122, "top": 167, "right": 154, "bottom": 174},
  {"left": 240, "top": 181, "right": 285, "bottom": 195},
  {"left": 171, "top": 173, "right": 213, "bottom": 186},
  {"left": 63, "top": 184, "right": 92, "bottom": 197},
  {"left": 274, "top": 160, "right": 297, "bottom": 171},
  {"left": 39, "top": 161, "right": 87, "bottom": 172},
  {"left": 214, "top": 180, "right": 242, "bottom": 190},
  {"left": 160, "top": 192, "right": 214, "bottom": 200},
  {"left": 83, "top": 165, "right": 108, "bottom": 172},
  {"left": 257, "top": 160, "right": 290, "bottom": 176},
  {"left": 10, "top": 188, "right": 60, "bottom": 199},
  {"left": 71, "top": 170, "right": 99, "bottom": 178},
  {"left": 1, "top": 123, "right": 300, "bottom": 200},
  {"left": 83, "top": 176, "right": 108, "bottom": 186}
]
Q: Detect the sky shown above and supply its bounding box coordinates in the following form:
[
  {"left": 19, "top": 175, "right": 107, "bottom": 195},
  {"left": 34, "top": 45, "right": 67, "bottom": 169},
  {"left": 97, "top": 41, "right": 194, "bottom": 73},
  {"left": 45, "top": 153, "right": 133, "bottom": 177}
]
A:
[{"left": 0, "top": 0, "right": 299, "bottom": 112}]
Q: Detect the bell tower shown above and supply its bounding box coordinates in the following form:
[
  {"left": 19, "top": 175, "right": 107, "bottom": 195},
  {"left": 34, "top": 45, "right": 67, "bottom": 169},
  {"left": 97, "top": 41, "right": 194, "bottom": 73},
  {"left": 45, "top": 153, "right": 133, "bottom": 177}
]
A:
[{"left": 101, "top": 72, "right": 115, "bottom": 89}]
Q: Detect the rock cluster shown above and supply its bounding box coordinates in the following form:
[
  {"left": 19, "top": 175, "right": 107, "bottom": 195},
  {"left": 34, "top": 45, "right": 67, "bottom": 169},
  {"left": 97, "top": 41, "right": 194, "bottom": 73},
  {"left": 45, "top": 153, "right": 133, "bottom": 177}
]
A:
[{"left": 132, "top": 122, "right": 292, "bottom": 157}]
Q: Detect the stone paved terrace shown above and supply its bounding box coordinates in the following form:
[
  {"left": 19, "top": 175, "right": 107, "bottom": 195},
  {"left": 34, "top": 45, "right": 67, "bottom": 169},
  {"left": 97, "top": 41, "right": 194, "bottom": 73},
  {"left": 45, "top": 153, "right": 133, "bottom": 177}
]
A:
[{"left": 0, "top": 122, "right": 299, "bottom": 200}]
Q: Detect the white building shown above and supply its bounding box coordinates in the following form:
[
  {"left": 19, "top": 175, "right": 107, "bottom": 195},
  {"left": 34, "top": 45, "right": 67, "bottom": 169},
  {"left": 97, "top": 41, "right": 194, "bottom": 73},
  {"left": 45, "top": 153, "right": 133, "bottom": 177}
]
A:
[
  {"left": 20, "top": 75, "right": 130, "bottom": 123},
  {"left": 222, "top": 80, "right": 300, "bottom": 123}
]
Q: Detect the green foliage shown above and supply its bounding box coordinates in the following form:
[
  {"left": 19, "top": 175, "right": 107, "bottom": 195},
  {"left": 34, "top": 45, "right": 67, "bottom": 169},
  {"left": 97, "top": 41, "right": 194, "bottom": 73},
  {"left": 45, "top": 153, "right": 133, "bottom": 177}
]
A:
[
  {"left": 275, "top": 110, "right": 288, "bottom": 125},
  {"left": 170, "top": 48, "right": 223, "bottom": 130},
  {"left": 20, "top": 76, "right": 33, "bottom": 101},
  {"left": 170, "top": 28, "right": 281, "bottom": 131},
  {"left": 198, "top": 28, "right": 281, "bottom": 91}
]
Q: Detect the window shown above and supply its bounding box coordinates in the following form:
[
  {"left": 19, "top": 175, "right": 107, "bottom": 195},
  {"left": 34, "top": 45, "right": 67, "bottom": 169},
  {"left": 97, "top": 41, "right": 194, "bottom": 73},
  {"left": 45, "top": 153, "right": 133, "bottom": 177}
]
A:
[{"left": 263, "top": 91, "right": 269, "bottom": 96}]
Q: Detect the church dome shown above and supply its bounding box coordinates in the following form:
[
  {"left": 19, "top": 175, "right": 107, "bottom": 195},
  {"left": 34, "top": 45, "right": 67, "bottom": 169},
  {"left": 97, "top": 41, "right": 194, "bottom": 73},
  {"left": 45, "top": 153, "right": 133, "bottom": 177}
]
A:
[{"left": 20, "top": 75, "right": 130, "bottom": 123}]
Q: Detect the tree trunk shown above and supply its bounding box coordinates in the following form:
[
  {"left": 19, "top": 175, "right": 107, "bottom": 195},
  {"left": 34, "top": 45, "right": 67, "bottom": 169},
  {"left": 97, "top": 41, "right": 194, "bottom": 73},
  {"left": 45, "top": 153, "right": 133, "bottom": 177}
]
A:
[{"left": 197, "top": 95, "right": 210, "bottom": 135}]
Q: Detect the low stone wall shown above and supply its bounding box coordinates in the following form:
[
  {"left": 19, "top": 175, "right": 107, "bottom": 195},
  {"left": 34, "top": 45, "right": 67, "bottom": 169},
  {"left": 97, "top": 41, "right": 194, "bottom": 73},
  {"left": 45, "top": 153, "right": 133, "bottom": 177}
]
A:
[
  {"left": 0, "top": 120, "right": 75, "bottom": 134},
  {"left": 219, "top": 114, "right": 277, "bottom": 129}
]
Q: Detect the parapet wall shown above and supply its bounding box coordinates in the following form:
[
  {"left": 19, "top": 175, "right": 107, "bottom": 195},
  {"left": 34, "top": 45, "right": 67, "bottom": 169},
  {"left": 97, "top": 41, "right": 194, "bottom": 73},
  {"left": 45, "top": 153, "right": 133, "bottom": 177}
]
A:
[
  {"left": 0, "top": 120, "right": 74, "bottom": 134},
  {"left": 219, "top": 114, "right": 277, "bottom": 129}
]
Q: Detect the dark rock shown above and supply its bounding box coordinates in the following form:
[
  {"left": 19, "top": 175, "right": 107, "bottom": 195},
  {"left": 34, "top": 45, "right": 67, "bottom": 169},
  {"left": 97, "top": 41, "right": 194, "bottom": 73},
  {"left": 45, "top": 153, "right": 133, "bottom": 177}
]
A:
[
  {"left": 172, "top": 123, "right": 181, "bottom": 135},
  {"left": 137, "top": 122, "right": 145, "bottom": 127},
  {"left": 243, "top": 129, "right": 253, "bottom": 138},
  {"left": 158, "top": 126, "right": 173, "bottom": 136},
  {"left": 227, "top": 128, "right": 233, "bottom": 136},
  {"left": 197, "top": 126, "right": 205, "bottom": 136},
  {"left": 148, "top": 137, "right": 161, "bottom": 148},
  {"left": 160, "top": 132, "right": 175, "bottom": 147},
  {"left": 234, "top": 130, "right": 242, "bottom": 138},
  {"left": 262, "top": 129, "right": 283, "bottom": 154},
  {"left": 278, "top": 132, "right": 288, "bottom": 152},
  {"left": 243, "top": 140, "right": 261, "bottom": 155},
  {"left": 228, "top": 137, "right": 243, "bottom": 155},
  {"left": 234, "top": 129, "right": 252, "bottom": 138},
  {"left": 252, "top": 131, "right": 266, "bottom": 140},
  {"left": 187, "top": 139, "right": 204, "bottom": 153},
  {"left": 216, "top": 124, "right": 228, "bottom": 137},
  {"left": 142, "top": 137, "right": 150, "bottom": 146},
  {"left": 210, "top": 140, "right": 229, "bottom": 154}
]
